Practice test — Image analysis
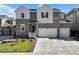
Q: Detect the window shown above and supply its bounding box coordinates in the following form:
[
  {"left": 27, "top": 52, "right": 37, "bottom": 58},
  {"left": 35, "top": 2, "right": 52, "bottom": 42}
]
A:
[
  {"left": 20, "top": 24, "right": 25, "bottom": 32},
  {"left": 21, "top": 13, "right": 24, "bottom": 18},
  {"left": 41, "top": 12, "right": 48, "bottom": 18}
]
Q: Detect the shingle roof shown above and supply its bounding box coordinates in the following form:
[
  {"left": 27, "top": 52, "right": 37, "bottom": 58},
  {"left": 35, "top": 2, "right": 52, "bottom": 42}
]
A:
[
  {"left": 52, "top": 8, "right": 60, "bottom": 12},
  {"left": 29, "top": 8, "right": 60, "bottom": 12},
  {"left": 29, "top": 9, "right": 37, "bottom": 11},
  {"left": 53, "top": 8, "right": 59, "bottom": 10}
]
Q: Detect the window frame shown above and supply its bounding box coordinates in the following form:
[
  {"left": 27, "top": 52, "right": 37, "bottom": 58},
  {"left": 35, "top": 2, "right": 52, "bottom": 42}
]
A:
[
  {"left": 20, "top": 24, "right": 25, "bottom": 32},
  {"left": 21, "top": 13, "right": 24, "bottom": 18},
  {"left": 41, "top": 12, "right": 48, "bottom": 18}
]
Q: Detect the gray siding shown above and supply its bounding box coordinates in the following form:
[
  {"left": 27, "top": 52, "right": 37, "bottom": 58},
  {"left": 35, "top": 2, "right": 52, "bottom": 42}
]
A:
[
  {"left": 59, "top": 23, "right": 71, "bottom": 28},
  {"left": 38, "top": 23, "right": 71, "bottom": 28},
  {"left": 30, "top": 12, "right": 37, "bottom": 21},
  {"left": 53, "top": 12, "right": 60, "bottom": 20},
  {"left": 53, "top": 19, "right": 59, "bottom": 23},
  {"left": 16, "top": 19, "right": 30, "bottom": 37},
  {"left": 38, "top": 23, "right": 59, "bottom": 28}
]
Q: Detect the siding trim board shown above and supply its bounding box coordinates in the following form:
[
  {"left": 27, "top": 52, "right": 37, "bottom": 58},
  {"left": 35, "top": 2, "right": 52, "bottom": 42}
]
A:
[
  {"left": 59, "top": 23, "right": 71, "bottom": 28},
  {"left": 38, "top": 23, "right": 71, "bottom": 28},
  {"left": 38, "top": 23, "right": 59, "bottom": 28}
]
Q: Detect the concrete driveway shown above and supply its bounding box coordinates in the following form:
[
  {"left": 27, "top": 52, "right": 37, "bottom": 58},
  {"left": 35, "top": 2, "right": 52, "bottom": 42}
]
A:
[{"left": 33, "top": 38, "right": 79, "bottom": 55}]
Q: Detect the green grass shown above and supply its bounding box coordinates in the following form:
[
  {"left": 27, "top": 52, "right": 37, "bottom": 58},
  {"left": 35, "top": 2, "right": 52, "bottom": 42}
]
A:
[{"left": 0, "top": 42, "right": 32, "bottom": 52}]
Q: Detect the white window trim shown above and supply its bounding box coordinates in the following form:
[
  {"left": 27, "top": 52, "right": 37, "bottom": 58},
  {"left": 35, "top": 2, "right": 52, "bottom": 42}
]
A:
[
  {"left": 21, "top": 13, "right": 24, "bottom": 18},
  {"left": 20, "top": 24, "right": 25, "bottom": 32},
  {"left": 41, "top": 12, "right": 48, "bottom": 18}
]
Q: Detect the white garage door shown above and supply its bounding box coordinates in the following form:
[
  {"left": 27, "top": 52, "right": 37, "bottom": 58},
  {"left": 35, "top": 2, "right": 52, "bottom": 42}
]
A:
[
  {"left": 38, "top": 28, "right": 57, "bottom": 38},
  {"left": 59, "top": 28, "right": 70, "bottom": 37}
]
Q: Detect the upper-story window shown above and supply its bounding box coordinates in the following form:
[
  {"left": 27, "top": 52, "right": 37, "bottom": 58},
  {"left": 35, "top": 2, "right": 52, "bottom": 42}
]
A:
[
  {"left": 21, "top": 13, "right": 24, "bottom": 18},
  {"left": 41, "top": 12, "right": 48, "bottom": 18}
]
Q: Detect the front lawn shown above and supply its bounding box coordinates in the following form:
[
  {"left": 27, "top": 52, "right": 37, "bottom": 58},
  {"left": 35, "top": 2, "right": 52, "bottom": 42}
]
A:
[{"left": 0, "top": 42, "right": 32, "bottom": 52}]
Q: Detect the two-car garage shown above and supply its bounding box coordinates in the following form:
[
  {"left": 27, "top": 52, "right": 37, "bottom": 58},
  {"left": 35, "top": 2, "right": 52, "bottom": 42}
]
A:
[{"left": 38, "top": 28, "right": 70, "bottom": 38}]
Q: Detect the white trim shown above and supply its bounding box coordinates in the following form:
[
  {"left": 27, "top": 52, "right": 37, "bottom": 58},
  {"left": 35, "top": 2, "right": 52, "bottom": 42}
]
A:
[
  {"left": 38, "top": 28, "right": 57, "bottom": 38},
  {"left": 20, "top": 24, "right": 25, "bottom": 32},
  {"left": 59, "top": 28, "right": 70, "bottom": 37}
]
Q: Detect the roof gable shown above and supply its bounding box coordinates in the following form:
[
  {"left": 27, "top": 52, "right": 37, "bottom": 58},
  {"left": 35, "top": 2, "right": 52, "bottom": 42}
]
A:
[
  {"left": 15, "top": 6, "right": 29, "bottom": 12},
  {"left": 37, "top": 4, "right": 50, "bottom": 10}
]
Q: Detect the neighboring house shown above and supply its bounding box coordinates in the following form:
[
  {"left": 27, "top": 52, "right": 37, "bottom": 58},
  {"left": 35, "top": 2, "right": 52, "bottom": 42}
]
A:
[
  {"left": 66, "top": 8, "right": 79, "bottom": 37},
  {"left": 15, "top": 4, "right": 71, "bottom": 38},
  {"left": 0, "top": 15, "right": 15, "bottom": 36},
  {"left": 6, "top": 18, "right": 16, "bottom": 36}
]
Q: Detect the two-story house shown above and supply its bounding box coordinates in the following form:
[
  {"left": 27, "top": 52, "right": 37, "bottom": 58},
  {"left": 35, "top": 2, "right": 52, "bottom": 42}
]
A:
[
  {"left": 0, "top": 15, "right": 16, "bottom": 36},
  {"left": 15, "top": 4, "right": 71, "bottom": 38}
]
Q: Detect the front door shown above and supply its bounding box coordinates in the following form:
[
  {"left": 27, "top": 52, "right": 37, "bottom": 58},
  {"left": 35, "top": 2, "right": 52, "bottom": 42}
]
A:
[{"left": 32, "top": 25, "right": 35, "bottom": 32}]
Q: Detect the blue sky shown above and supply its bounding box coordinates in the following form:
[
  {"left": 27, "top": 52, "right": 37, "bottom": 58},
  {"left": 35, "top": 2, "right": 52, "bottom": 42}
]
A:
[{"left": 1, "top": 4, "right": 79, "bottom": 18}]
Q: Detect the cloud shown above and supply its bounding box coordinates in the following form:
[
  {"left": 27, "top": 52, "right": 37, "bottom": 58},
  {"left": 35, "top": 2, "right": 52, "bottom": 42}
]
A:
[
  {"left": 0, "top": 4, "right": 16, "bottom": 18},
  {"left": 38, "top": 4, "right": 44, "bottom": 7}
]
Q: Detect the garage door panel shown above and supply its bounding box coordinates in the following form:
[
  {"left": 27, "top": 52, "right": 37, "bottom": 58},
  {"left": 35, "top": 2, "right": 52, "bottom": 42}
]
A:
[
  {"left": 38, "top": 28, "right": 57, "bottom": 38},
  {"left": 59, "top": 28, "right": 70, "bottom": 37}
]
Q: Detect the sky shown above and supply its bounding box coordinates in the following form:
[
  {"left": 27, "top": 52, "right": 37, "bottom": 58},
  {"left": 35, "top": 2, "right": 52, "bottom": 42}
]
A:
[{"left": 0, "top": 4, "right": 79, "bottom": 18}]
